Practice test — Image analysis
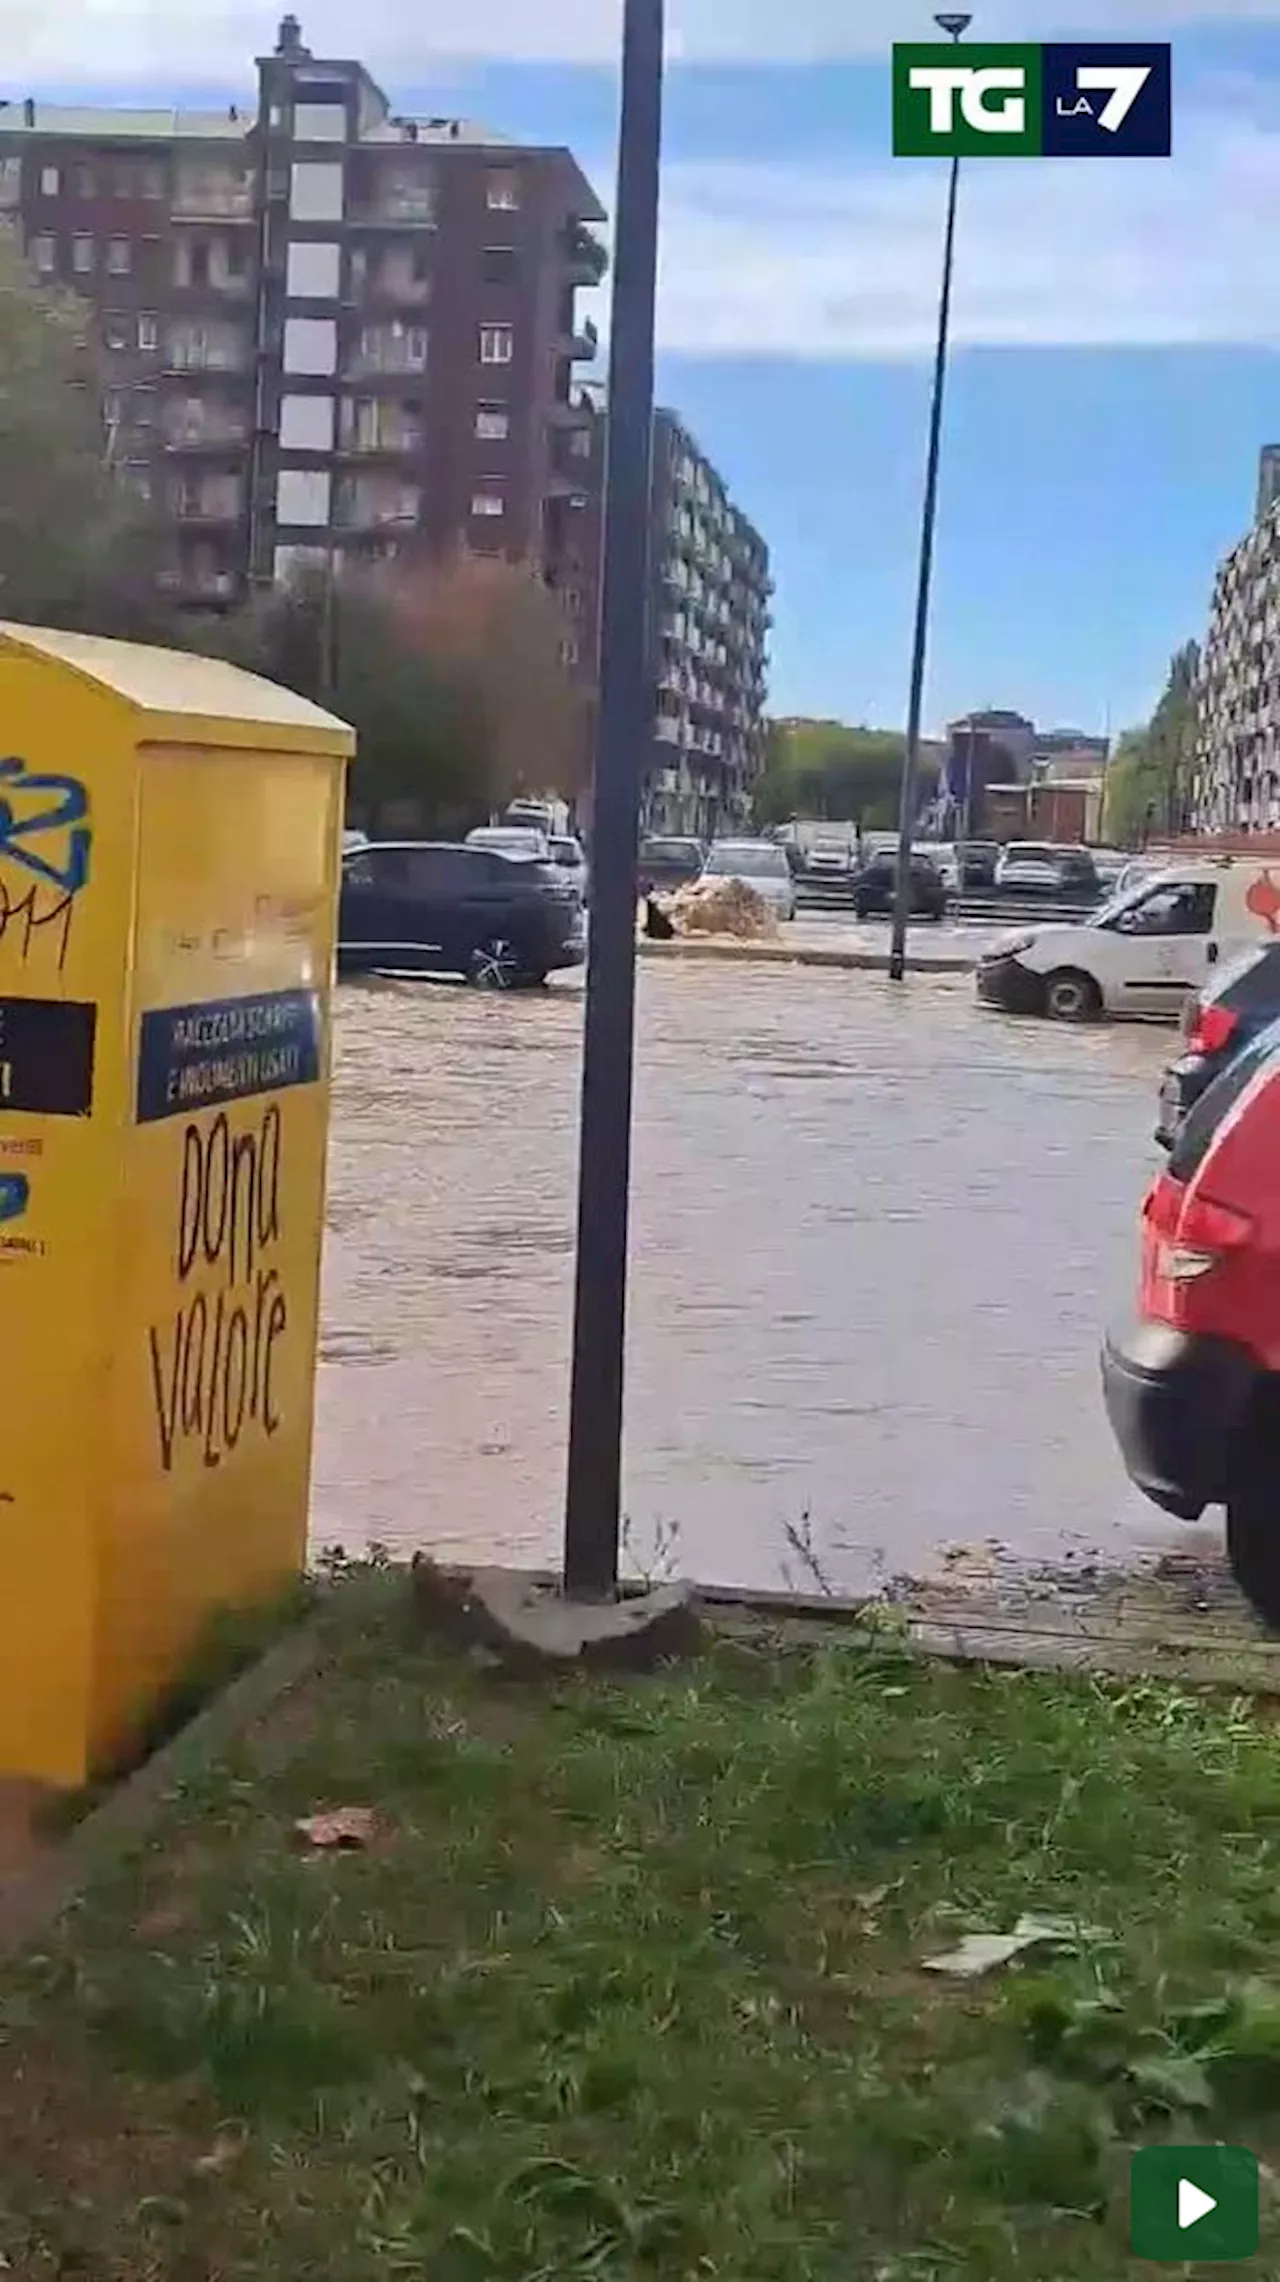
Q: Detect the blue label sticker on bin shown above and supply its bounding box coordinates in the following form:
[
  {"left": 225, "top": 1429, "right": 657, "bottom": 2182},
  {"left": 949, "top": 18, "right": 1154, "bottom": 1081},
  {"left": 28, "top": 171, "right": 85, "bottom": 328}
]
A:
[{"left": 135, "top": 989, "right": 323, "bottom": 1124}]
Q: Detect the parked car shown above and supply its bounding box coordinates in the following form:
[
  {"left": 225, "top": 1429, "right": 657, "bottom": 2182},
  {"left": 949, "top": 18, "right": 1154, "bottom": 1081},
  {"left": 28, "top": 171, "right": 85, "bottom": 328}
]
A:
[
  {"left": 548, "top": 833, "right": 589, "bottom": 904},
  {"left": 700, "top": 839, "right": 797, "bottom": 922},
  {"left": 1154, "top": 940, "right": 1280, "bottom": 1148},
  {"left": 804, "top": 831, "right": 857, "bottom": 879},
  {"left": 943, "top": 841, "right": 999, "bottom": 892},
  {"left": 465, "top": 824, "right": 549, "bottom": 860},
  {"left": 850, "top": 850, "right": 946, "bottom": 921},
  {"left": 995, "top": 842, "right": 1099, "bottom": 899},
  {"left": 338, "top": 840, "right": 585, "bottom": 987},
  {"left": 1102, "top": 1014, "right": 1280, "bottom": 1626},
  {"left": 976, "top": 857, "right": 1280, "bottom": 1024},
  {"left": 637, "top": 835, "right": 706, "bottom": 894}
]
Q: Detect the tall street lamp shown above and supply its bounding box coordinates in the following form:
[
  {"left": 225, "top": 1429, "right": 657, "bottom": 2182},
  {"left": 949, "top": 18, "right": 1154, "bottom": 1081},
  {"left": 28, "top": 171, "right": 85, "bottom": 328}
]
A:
[
  {"left": 561, "top": 0, "right": 665, "bottom": 1600},
  {"left": 888, "top": 10, "right": 971, "bottom": 984}
]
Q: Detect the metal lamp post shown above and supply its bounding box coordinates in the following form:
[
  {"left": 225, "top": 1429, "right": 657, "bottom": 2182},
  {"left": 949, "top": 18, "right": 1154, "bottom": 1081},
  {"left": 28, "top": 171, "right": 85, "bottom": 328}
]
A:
[
  {"left": 561, "top": 0, "right": 665, "bottom": 1600},
  {"left": 888, "top": 9, "right": 971, "bottom": 984}
]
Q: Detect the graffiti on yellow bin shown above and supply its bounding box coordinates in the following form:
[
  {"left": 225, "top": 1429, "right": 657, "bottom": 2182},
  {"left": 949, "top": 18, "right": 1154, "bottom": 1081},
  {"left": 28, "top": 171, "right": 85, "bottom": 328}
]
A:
[
  {"left": 136, "top": 986, "right": 322, "bottom": 1475},
  {"left": 0, "top": 755, "right": 91, "bottom": 972}
]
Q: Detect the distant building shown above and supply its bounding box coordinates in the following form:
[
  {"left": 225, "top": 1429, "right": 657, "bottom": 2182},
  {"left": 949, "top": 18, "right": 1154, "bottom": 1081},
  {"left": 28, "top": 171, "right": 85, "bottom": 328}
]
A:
[
  {"left": 939, "top": 709, "right": 1110, "bottom": 840},
  {"left": 1193, "top": 447, "right": 1280, "bottom": 833},
  {"left": 0, "top": 12, "right": 606, "bottom": 631},
  {"left": 644, "top": 408, "right": 771, "bottom": 836}
]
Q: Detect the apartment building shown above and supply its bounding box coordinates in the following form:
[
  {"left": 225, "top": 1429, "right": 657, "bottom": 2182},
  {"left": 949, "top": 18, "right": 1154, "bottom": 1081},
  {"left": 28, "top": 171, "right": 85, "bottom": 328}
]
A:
[
  {"left": 1193, "top": 449, "right": 1280, "bottom": 833},
  {"left": 647, "top": 410, "right": 770, "bottom": 835},
  {"left": 0, "top": 13, "right": 606, "bottom": 618}
]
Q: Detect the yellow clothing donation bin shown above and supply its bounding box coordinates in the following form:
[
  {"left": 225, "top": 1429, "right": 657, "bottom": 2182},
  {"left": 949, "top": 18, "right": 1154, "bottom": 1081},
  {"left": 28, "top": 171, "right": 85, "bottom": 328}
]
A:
[{"left": 0, "top": 622, "right": 354, "bottom": 1786}]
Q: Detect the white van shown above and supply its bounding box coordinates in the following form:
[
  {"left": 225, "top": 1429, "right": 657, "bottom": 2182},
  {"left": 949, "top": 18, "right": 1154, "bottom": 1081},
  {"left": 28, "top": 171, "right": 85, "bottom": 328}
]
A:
[{"left": 975, "top": 857, "right": 1280, "bottom": 1022}]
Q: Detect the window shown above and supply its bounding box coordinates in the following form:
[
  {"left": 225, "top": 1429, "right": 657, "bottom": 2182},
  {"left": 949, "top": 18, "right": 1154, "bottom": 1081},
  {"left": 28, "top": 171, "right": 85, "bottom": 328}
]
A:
[
  {"left": 124, "top": 463, "right": 151, "bottom": 501},
  {"left": 103, "top": 316, "right": 130, "bottom": 350},
  {"left": 481, "top": 245, "right": 518, "bottom": 286},
  {"left": 294, "top": 101, "right": 347, "bottom": 141},
  {"left": 471, "top": 490, "right": 505, "bottom": 517},
  {"left": 107, "top": 237, "right": 131, "bottom": 274},
  {"left": 276, "top": 467, "right": 332, "bottom": 526},
  {"left": 479, "top": 323, "right": 513, "bottom": 365},
  {"left": 72, "top": 235, "right": 93, "bottom": 273},
  {"left": 1169, "top": 1018, "right": 1280, "bottom": 1182},
  {"left": 560, "top": 637, "right": 579, "bottom": 666},
  {"left": 132, "top": 386, "right": 156, "bottom": 425},
  {"left": 137, "top": 313, "right": 158, "bottom": 350},
  {"left": 289, "top": 160, "right": 343, "bottom": 222},
  {"left": 280, "top": 393, "right": 335, "bottom": 451},
  {"left": 568, "top": 425, "right": 592, "bottom": 457},
  {"left": 103, "top": 389, "right": 124, "bottom": 426},
  {"left": 286, "top": 239, "right": 341, "bottom": 298},
  {"left": 31, "top": 234, "right": 55, "bottom": 274},
  {"left": 474, "top": 403, "right": 509, "bottom": 441},
  {"left": 141, "top": 164, "right": 165, "bottom": 200},
  {"left": 343, "top": 846, "right": 417, "bottom": 895},
  {"left": 39, "top": 165, "right": 59, "bottom": 197},
  {"left": 1113, "top": 883, "right": 1217, "bottom": 938},
  {"left": 486, "top": 170, "right": 520, "bottom": 210},
  {"left": 74, "top": 164, "right": 94, "bottom": 198},
  {"left": 283, "top": 315, "right": 337, "bottom": 374}
]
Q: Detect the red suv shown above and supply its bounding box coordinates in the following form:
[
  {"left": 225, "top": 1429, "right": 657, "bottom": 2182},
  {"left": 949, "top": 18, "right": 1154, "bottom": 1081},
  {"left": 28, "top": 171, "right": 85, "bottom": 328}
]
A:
[{"left": 1102, "top": 1015, "right": 1280, "bottom": 1625}]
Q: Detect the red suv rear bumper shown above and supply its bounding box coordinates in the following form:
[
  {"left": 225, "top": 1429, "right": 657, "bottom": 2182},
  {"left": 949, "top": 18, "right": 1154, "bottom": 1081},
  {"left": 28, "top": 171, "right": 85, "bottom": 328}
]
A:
[{"left": 1101, "top": 1321, "right": 1261, "bottom": 1520}]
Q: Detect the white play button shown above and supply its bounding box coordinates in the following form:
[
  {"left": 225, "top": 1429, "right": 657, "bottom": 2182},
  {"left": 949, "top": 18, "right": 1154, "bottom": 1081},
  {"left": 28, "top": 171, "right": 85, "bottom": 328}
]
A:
[{"left": 1179, "top": 2178, "right": 1217, "bottom": 2230}]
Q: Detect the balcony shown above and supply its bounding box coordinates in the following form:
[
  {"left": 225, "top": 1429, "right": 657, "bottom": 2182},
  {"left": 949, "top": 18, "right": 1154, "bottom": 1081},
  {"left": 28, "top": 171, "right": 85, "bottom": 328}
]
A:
[
  {"left": 336, "top": 478, "right": 421, "bottom": 531},
  {"left": 562, "top": 220, "right": 608, "bottom": 287},
  {"left": 163, "top": 411, "right": 249, "bottom": 452},
  {"left": 172, "top": 173, "right": 255, "bottom": 223},
  {"left": 349, "top": 252, "right": 431, "bottom": 306},
  {"left": 350, "top": 186, "right": 437, "bottom": 229},
  {"left": 339, "top": 413, "right": 424, "bottom": 457},
  {"left": 164, "top": 332, "right": 250, "bottom": 375},
  {"left": 563, "top": 315, "right": 598, "bottom": 362},
  {"left": 169, "top": 479, "right": 242, "bottom": 525},
  {"left": 345, "top": 324, "right": 428, "bottom": 381}
]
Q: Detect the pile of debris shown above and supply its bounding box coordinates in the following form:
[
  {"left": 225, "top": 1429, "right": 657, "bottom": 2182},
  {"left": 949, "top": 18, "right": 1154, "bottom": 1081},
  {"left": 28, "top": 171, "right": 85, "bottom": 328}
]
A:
[{"left": 666, "top": 876, "right": 779, "bottom": 940}]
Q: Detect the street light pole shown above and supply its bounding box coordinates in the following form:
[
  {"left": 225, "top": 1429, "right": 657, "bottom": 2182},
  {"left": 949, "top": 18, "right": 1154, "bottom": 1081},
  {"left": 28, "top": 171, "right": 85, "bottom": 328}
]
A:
[
  {"left": 562, "top": 0, "right": 665, "bottom": 1600},
  {"left": 888, "top": 10, "right": 971, "bottom": 984}
]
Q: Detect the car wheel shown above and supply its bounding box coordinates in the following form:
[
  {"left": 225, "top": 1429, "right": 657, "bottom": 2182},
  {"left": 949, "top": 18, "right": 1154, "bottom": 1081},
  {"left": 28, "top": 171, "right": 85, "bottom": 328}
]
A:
[
  {"left": 1043, "top": 967, "right": 1102, "bottom": 1022},
  {"left": 469, "top": 937, "right": 524, "bottom": 989},
  {"left": 1227, "top": 1392, "right": 1280, "bottom": 1628}
]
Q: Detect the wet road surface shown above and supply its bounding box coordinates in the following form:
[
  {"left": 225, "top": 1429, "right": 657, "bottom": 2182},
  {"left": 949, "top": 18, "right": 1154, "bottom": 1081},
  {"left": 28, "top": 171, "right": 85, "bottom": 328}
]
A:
[{"left": 312, "top": 963, "right": 1183, "bottom": 1596}]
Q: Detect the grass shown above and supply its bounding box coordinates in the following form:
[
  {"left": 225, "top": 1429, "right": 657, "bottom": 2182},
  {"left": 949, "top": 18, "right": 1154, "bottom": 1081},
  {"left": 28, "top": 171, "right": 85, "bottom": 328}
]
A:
[{"left": 4, "top": 1594, "right": 1280, "bottom": 2277}]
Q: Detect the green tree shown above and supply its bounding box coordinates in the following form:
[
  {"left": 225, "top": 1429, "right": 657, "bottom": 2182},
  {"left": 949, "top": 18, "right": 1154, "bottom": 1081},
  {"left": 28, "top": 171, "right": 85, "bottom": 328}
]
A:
[
  {"left": 754, "top": 718, "right": 937, "bottom": 832},
  {"left": 1102, "top": 642, "right": 1200, "bottom": 846},
  {"left": 0, "top": 226, "right": 173, "bottom": 638},
  {"left": 221, "top": 550, "right": 589, "bottom": 836}
]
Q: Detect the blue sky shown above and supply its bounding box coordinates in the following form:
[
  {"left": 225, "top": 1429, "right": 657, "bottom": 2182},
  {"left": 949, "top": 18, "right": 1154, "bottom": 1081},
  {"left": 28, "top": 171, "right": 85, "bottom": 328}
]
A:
[{"left": 23, "top": 2, "right": 1280, "bottom": 735}]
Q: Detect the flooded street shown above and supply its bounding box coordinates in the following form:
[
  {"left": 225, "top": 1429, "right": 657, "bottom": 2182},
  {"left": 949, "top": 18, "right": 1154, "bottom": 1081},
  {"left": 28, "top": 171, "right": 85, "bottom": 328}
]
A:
[{"left": 312, "top": 961, "right": 1181, "bottom": 1595}]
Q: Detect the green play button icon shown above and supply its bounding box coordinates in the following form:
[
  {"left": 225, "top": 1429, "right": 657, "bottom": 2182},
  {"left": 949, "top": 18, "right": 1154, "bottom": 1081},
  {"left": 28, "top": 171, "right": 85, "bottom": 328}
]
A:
[{"left": 1130, "top": 2146, "right": 1259, "bottom": 2260}]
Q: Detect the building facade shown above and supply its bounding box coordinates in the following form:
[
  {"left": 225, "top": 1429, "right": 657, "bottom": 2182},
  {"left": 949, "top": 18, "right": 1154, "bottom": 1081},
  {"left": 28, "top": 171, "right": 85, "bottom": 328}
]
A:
[
  {"left": 1194, "top": 458, "right": 1280, "bottom": 834},
  {"left": 0, "top": 14, "right": 605, "bottom": 628}
]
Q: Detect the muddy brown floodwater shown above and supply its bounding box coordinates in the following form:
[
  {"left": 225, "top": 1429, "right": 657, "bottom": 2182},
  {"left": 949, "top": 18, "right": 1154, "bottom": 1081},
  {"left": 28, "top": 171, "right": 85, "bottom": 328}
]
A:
[{"left": 312, "top": 962, "right": 1187, "bottom": 1596}]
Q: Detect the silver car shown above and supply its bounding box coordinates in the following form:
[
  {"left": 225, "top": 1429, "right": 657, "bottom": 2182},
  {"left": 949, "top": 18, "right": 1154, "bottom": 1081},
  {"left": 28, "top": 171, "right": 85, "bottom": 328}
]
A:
[{"left": 700, "top": 839, "right": 797, "bottom": 922}]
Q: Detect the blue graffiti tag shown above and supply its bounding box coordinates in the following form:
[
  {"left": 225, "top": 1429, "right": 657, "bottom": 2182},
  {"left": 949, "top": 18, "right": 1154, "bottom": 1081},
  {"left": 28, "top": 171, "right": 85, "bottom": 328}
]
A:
[
  {"left": 0, "top": 1173, "right": 29, "bottom": 1223},
  {"left": 0, "top": 758, "right": 91, "bottom": 896}
]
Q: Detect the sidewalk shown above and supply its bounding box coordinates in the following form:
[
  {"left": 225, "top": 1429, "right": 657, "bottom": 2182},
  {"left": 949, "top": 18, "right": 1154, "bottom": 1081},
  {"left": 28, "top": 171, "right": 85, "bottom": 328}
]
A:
[
  {"left": 638, "top": 931, "right": 978, "bottom": 973},
  {"left": 2, "top": 1567, "right": 1279, "bottom": 2278}
]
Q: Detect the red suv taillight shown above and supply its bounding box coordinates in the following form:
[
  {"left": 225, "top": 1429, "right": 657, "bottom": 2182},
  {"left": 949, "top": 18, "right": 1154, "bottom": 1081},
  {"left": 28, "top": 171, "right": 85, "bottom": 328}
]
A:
[
  {"left": 1187, "top": 1001, "right": 1239, "bottom": 1056},
  {"left": 1142, "top": 1170, "right": 1254, "bottom": 1282}
]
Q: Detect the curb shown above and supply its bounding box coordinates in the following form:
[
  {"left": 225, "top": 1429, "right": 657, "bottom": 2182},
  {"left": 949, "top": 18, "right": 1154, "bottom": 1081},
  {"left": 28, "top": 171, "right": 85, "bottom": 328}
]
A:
[
  {"left": 0, "top": 1599, "right": 349, "bottom": 1961},
  {"left": 636, "top": 938, "right": 975, "bottom": 974}
]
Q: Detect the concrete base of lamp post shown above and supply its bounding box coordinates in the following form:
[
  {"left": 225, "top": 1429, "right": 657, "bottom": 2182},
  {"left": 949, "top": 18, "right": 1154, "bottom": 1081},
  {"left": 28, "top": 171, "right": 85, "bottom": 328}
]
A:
[{"left": 411, "top": 1556, "right": 701, "bottom": 1674}]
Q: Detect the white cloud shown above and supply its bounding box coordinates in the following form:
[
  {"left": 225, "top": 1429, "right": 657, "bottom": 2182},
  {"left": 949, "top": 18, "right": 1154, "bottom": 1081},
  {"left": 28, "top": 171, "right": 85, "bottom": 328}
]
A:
[
  {"left": 8, "top": 0, "right": 1280, "bottom": 74},
  {"left": 651, "top": 101, "right": 1280, "bottom": 354}
]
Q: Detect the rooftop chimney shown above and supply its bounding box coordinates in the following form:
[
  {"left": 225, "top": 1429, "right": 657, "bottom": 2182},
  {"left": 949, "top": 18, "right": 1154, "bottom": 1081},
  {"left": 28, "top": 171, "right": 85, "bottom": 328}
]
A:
[{"left": 22, "top": 97, "right": 34, "bottom": 127}]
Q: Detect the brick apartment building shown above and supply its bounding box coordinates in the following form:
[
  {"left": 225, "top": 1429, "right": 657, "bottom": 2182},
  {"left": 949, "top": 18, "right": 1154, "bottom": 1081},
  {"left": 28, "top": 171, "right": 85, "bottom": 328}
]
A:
[{"left": 0, "top": 13, "right": 606, "bottom": 650}]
